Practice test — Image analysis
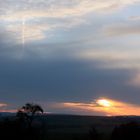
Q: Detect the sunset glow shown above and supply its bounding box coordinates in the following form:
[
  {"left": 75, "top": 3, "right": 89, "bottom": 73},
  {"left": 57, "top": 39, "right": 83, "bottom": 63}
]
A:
[
  {"left": 96, "top": 99, "right": 112, "bottom": 107},
  {"left": 53, "top": 98, "right": 140, "bottom": 116}
]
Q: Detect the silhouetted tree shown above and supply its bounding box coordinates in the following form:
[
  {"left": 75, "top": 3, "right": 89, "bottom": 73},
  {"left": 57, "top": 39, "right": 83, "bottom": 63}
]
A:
[
  {"left": 16, "top": 103, "right": 44, "bottom": 140},
  {"left": 111, "top": 121, "right": 140, "bottom": 140},
  {"left": 17, "top": 103, "right": 43, "bottom": 124},
  {"left": 19, "top": 103, "right": 43, "bottom": 115},
  {"left": 0, "top": 103, "right": 45, "bottom": 140}
]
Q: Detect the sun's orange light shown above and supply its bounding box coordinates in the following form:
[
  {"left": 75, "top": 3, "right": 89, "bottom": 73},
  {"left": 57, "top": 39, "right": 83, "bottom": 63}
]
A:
[
  {"left": 96, "top": 99, "right": 112, "bottom": 107},
  {"left": 56, "top": 98, "right": 140, "bottom": 116}
]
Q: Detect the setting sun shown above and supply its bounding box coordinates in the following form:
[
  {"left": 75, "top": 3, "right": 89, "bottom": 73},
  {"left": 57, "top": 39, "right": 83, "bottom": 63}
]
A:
[{"left": 96, "top": 99, "right": 112, "bottom": 107}]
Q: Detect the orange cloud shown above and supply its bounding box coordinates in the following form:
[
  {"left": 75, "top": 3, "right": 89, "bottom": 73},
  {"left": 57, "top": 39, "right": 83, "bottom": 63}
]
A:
[{"left": 56, "top": 98, "right": 140, "bottom": 116}]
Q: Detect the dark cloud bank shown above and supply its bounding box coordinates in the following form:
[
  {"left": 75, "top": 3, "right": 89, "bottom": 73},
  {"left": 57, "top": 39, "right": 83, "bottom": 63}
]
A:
[{"left": 0, "top": 42, "right": 139, "bottom": 107}]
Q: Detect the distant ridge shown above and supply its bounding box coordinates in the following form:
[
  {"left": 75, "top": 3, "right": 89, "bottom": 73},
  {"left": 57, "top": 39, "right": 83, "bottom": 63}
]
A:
[
  {"left": 0, "top": 112, "right": 16, "bottom": 117},
  {"left": 0, "top": 112, "right": 140, "bottom": 117}
]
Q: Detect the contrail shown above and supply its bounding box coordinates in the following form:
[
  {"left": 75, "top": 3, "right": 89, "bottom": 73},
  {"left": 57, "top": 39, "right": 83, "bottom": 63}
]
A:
[{"left": 22, "top": 18, "right": 25, "bottom": 48}]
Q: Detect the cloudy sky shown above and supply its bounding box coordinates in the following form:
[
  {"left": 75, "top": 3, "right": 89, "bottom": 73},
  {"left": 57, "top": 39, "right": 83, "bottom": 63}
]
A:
[{"left": 1, "top": 0, "right": 140, "bottom": 115}]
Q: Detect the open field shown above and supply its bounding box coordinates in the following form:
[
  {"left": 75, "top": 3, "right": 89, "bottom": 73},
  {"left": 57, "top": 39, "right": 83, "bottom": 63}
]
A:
[
  {"left": 44, "top": 115, "right": 140, "bottom": 140},
  {"left": 1, "top": 114, "right": 140, "bottom": 140}
]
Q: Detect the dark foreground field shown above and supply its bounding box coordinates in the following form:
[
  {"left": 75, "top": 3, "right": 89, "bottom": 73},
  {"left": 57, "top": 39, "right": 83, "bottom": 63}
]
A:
[{"left": 0, "top": 114, "right": 140, "bottom": 140}]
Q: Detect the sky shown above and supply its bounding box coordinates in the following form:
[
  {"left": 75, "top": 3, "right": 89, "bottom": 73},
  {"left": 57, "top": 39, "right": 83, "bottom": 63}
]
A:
[{"left": 1, "top": 0, "right": 140, "bottom": 116}]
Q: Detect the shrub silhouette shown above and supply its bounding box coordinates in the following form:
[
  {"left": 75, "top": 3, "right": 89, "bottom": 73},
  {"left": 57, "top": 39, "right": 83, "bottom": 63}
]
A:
[
  {"left": 89, "top": 126, "right": 99, "bottom": 140},
  {"left": 111, "top": 121, "right": 140, "bottom": 140}
]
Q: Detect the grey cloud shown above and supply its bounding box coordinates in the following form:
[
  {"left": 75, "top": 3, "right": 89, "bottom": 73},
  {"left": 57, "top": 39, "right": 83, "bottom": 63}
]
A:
[
  {"left": 104, "top": 22, "right": 140, "bottom": 36},
  {"left": 0, "top": 22, "right": 140, "bottom": 110},
  {"left": 0, "top": 45, "right": 138, "bottom": 106}
]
